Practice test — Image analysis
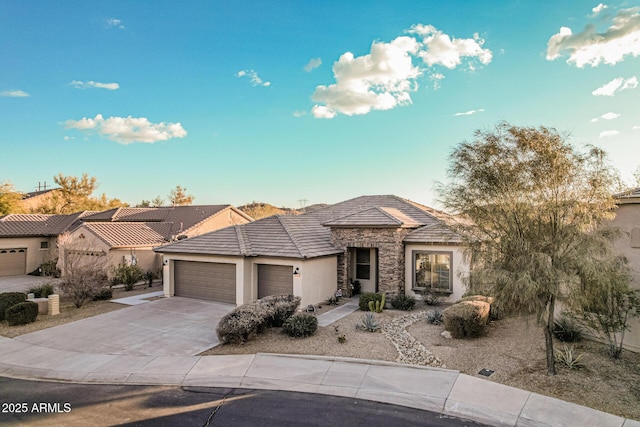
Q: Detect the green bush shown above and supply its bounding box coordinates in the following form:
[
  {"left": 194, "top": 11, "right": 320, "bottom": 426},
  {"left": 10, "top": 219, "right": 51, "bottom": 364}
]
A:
[
  {"left": 443, "top": 301, "right": 490, "bottom": 338},
  {"left": 29, "top": 259, "right": 60, "bottom": 277},
  {"left": 282, "top": 313, "right": 318, "bottom": 338},
  {"left": 0, "top": 292, "right": 27, "bottom": 321},
  {"left": 92, "top": 287, "right": 113, "bottom": 301},
  {"left": 390, "top": 294, "right": 415, "bottom": 311},
  {"left": 555, "top": 345, "right": 584, "bottom": 369},
  {"left": 216, "top": 294, "right": 301, "bottom": 344},
  {"left": 553, "top": 316, "right": 583, "bottom": 342},
  {"left": 28, "top": 283, "right": 55, "bottom": 299},
  {"left": 5, "top": 301, "right": 39, "bottom": 326},
  {"left": 111, "top": 264, "right": 145, "bottom": 290},
  {"left": 423, "top": 292, "right": 440, "bottom": 306},
  {"left": 359, "top": 292, "right": 383, "bottom": 311}
]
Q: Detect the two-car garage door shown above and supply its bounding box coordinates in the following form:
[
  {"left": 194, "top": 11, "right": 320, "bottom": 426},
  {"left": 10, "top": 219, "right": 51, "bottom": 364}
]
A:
[
  {"left": 173, "top": 261, "right": 293, "bottom": 304},
  {"left": 174, "top": 260, "right": 236, "bottom": 304},
  {"left": 0, "top": 248, "right": 27, "bottom": 277}
]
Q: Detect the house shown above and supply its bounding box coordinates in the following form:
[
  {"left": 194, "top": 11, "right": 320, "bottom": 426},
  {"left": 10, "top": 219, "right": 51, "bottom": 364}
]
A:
[
  {"left": 155, "top": 195, "right": 467, "bottom": 308},
  {"left": 610, "top": 187, "right": 640, "bottom": 352},
  {"left": 0, "top": 212, "right": 90, "bottom": 276},
  {"left": 58, "top": 205, "right": 253, "bottom": 278},
  {"left": 19, "top": 188, "right": 59, "bottom": 213}
]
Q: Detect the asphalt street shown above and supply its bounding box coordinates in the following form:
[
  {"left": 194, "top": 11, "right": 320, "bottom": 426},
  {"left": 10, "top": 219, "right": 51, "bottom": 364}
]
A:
[{"left": 0, "top": 377, "right": 485, "bottom": 426}]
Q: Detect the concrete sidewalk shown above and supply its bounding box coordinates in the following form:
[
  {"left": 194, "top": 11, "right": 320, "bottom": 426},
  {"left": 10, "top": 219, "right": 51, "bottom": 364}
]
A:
[{"left": 0, "top": 337, "right": 637, "bottom": 427}]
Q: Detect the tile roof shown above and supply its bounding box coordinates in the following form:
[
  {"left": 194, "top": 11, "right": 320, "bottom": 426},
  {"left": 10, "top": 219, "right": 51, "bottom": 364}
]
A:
[
  {"left": 403, "top": 223, "right": 464, "bottom": 244},
  {"left": 0, "top": 211, "right": 92, "bottom": 237},
  {"left": 322, "top": 207, "right": 422, "bottom": 228},
  {"left": 157, "top": 214, "right": 342, "bottom": 259},
  {"left": 156, "top": 195, "right": 462, "bottom": 258},
  {"left": 82, "top": 222, "right": 171, "bottom": 247},
  {"left": 614, "top": 187, "right": 640, "bottom": 202},
  {"left": 309, "top": 195, "right": 440, "bottom": 226}
]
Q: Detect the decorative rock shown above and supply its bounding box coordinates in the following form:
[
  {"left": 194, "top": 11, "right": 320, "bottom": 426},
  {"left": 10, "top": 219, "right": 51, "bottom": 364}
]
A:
[
  {"left": 441, "top": 330, "right": 452, "bottom": 339},
  {"left": 380, "top": 311, "right": 445, "bottom": 368}
]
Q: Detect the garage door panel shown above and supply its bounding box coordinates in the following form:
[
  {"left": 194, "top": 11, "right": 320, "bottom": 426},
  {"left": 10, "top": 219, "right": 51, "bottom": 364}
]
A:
[
  {"left": 258, "top": 264, "right": 293, "bottom": 298},
  {"left": 0, "top": 248, "right": 27, "bottom": 277},
  {"left": 174, "top": 261, "right": 236, "bottom": 304}
]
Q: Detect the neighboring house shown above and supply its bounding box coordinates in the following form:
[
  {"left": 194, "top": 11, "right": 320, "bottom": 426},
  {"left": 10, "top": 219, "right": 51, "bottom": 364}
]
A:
[
  {"left": 610, "top": 188, "right": 640, "bottom": 352},
  {"left": 155, "top": 195, "right": 466, "bottom": 308},
  {"left": 19, "top": 188, "right": 59, "bottom": 213},
  {"left": 58, "top": 205, "right": 253, "bottom": 278},
  {"left": 0, "top": 212, "right": 89, "bottom": 276}
]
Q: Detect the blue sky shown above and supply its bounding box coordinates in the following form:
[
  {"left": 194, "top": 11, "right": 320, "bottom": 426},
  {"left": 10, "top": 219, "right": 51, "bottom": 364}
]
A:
[{"left": 1, "top": 1, "right": 639, "bottom": 209}]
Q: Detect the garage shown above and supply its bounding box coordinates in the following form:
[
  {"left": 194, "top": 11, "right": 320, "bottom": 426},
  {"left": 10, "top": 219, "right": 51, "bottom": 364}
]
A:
[
  {"left": 174, "top": 260, "right": 236, "bottom": 304},
  {"left": 0, "top": 248, "right": 27, "bottom": 277},
  {"left": 258, "top": 264, "right": 293, "bottom": 298}
]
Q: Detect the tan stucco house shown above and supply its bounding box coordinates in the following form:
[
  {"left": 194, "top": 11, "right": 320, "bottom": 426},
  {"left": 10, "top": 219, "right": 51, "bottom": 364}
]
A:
[
  {"left": 610, "top": 188, "right": 640, "bottom": 352},
  {"left": 155, "top": 195, "right": 467, "bottom": 309},
  {"left": 0, "top": 212, "right": 89, "bottom": 276},
  {"left": 58, "top": 205, "right": 253, "bottom": 278}
]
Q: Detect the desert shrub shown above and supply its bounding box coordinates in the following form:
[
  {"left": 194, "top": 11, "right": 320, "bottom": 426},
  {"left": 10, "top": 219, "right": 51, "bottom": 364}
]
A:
[
  {"left": 391, "top": 294, "right": 415, "bottom": 311},
  {"left": 28, "top": 283, "right": 55, "bottom": 299},
  {"left": 426, "top": 309, "right": 444, "bottom": 325},
  {"left": 555, "top": 345, "right": 584, "bottom": 369},
  {"left": 443, "top": 301, "right": 490, "bottom": 338},
  {"left": 92, "top": 287, "right": 113, "bottom": 301},
  {"left": 216, "top": 295, "right": 301, "bottom": 343},
  {"left": 111, "top": 264, "right": 145, "bottom": 290},
  {"left": 5, "top": 301, "right": 39, "bottom": 326},
  {"left": 59, "top": 266, "right": 108, "bottom": 308},
  {"left": 29, "top": 259, "right": 60, "bottom": 277},
  {"left": 359, "top": 293, "right": 383, "bottom": 311},
  {"left": 458, "top": 295, "right": 502, "bottom": 320},
  {"left": 355, "top": 312, "right": 380, "bottom": 332},
  {"left": 0, "top": 292, "right": 27, "bottom": 321},
  {"left": 368, "top": 294, "right": 386, "bottom": 313},
  {"left": 282, "top": 313, "right": 318, "bottom": 337},
  {"left": 553, "top": 316, "right": 583, "bottom": 342},
  {"left": 325, "top": 295, "right": 339, "bottom": 306},
  {"left": 261, "top": 294, "right": 301, "bottom": 327}
]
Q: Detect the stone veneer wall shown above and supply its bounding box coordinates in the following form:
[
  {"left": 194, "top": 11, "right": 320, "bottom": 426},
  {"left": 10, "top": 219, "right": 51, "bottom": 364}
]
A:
[{"left": 330, "top": 227, "right": 413, "bottom": 296}]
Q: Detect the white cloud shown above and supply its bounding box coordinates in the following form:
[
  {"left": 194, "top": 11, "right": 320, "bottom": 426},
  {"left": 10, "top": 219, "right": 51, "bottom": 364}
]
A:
[
  {"left": 1, "top": 90, "right": 29, "bottom": 97},
  {"left": 592, "top": 76, "right": 638, "bottom": 95},
  {"left": 70, "top": 80, "right": 120, "bottom": 90},
  {"left": 592, "top": 3, "right": 608, "bottom": 15},
  {"left": 63, "top": 136, "right": 75, "bottom": 141},
  {"left": 408, "top": 24, "right": 492, "bottom": 69},
  {"left": 304, "top": 58, "right": 322, "bottom": 72},
  {"left": 633, "top": 125, "right": 640, "bottom": 130},
  {"left": 105, "top": 18, "right": 125, "bottom": 29},
  {"left": 64, "top": 114, "right": 187, "bottom": 144},
  {"left": 599, "top": 129, "right": 620, "bottom": 138},
  {"left": 547, "top": 7, "right": 640, "bottom": 67},
  {"left": 311, "top": 36, "right": 421, "bottom": 118},
  {"left": 454, "top": 108, "right": 485, "bottom": 116},
  {"left": 292, "top": 110, "right": 307, "bottom": 117},
  {"left": 591, "top": 112, "right": 621, "bottom": 122},
  {"left": 237, "top": 69, "right": 271, "bottom": 87},
  {"left": 429, "top": 73, "right": 445, "bottom": 90}
]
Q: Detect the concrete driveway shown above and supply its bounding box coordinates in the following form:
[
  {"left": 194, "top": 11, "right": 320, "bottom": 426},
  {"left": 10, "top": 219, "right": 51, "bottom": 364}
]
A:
[
  {"left": 0, "top": 275, "right": 60, "bottom": 293},
  {"left": 13, "top": 297, "right": 234, "bottom": 357}
]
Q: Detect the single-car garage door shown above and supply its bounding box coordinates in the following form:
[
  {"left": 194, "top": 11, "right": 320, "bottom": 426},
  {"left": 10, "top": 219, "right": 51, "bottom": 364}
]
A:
[
  {"left": 0, "top": 248, "right": 27, "bottom": 277},
  {"left": 258, "top": 264, "right": 293, "bottom": 298},
  {"left": 174, "top": 260, "right": 236, "bottom": 304}
]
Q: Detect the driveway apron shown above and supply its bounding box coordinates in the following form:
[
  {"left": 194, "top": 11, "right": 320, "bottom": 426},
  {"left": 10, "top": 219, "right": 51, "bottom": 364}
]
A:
[{"left": 12, "top": 297, "right": 234, "bottom": 357}]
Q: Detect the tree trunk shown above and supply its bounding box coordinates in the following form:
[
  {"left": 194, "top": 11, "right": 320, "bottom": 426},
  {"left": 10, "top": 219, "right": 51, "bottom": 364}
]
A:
[{"left": 544, "top": 296, "right": 557, "bottom": 375}]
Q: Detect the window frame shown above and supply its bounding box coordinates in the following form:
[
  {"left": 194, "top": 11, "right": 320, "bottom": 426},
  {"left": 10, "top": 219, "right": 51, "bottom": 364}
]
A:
[
  {"left": 355, "top": 248, "right": 371, "bottom": 280},
  {"left": 412, "top": 250, "right": 453, "bottom": 293}
]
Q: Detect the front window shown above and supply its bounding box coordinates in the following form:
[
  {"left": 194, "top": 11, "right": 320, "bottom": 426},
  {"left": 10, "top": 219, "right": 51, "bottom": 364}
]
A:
[
  {"left": 414, "top": 251, "right": 452, "bottom": 291},
  {"left": 356, "top": 248, "right": 370, "bottom": 280}
]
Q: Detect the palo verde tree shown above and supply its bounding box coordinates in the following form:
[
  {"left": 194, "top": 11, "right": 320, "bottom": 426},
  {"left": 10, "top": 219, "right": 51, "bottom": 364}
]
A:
[
  {"left": 168, "top": 185, "right": 194, "bottom": 206},
  {"left": 0, "top": 181, "right": 24, "bottom": 215},
  {"left": 37, "top": 173, "right": 126, "bottom": 214},
  {"left": 439, "top": 122, "right": 619, "bottom": 375}
]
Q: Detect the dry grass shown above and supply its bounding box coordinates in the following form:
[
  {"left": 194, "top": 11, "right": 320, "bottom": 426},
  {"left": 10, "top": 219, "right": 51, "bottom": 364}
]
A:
[
  {"left": 0, "top": 283, "right": 162, "bottom": 338},
  {"left": 203, "top": 306, "right": 640, "bottom": 421}
]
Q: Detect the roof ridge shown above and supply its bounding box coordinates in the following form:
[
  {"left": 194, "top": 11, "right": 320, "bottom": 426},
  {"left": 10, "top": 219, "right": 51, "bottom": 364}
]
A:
[
  {"left": 376, "top": 207, "right": 404, "bottom": 224},
  {"left": 234, "top": 225, "right": 251, "bottom": 256},
  {"left": 277, "top": 215, "right": 305, "bottom": 258}
]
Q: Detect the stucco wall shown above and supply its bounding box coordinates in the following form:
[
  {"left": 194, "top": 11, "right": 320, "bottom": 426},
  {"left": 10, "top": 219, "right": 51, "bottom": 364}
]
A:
[
  {"left": 185, "top": 208, "right": 251, "bottom": 237},
  {"left": 404, "top": 243, "right": 468, "bottom": 303},
  {"left": 330, "top": 227, "right": 412, "bottom": 296},
  {"left": 0, "top": 236, "right": 57, "bottom": 275}
]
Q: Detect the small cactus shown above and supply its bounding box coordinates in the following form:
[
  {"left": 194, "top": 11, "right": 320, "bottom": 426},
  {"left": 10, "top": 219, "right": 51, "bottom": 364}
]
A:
[{"left": 368, "top": 294, "right": 385, "bottom": 313}]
